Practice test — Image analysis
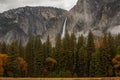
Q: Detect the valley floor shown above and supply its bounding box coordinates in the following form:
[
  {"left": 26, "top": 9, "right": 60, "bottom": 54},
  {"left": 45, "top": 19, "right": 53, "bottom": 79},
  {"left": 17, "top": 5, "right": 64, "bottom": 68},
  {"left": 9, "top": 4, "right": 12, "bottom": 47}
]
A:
[{"left": 0, "top": 78, "right": 119, "bottom": 80}]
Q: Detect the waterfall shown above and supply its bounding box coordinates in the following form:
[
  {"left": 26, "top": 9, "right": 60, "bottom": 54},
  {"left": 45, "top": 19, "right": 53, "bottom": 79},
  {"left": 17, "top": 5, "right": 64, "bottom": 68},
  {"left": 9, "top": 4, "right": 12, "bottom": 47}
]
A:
[{"left": 61, "top": 17, "right": 67, "bottom": 39}]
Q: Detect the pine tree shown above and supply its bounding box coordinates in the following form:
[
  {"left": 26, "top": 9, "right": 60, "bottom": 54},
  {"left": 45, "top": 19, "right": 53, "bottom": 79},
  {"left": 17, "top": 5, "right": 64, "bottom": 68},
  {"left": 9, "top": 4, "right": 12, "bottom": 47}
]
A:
[
  {"left": 75, "top": 47, "right": 87, "bottom": 77},
  {"left": 55, "top": 36, "right": 63, "bottom": 72},
  {"left": 25, "top": 37, "right": 35, "bottom": 77},
  {"left": 114, "top": 34, "right": 120, "bottom": 54},
  {"left": 69, "top": 33, "right": 76, "bottom": 76},
  {"left": 0, "top": 42, "right": 7, "bottom": 54},
  {"left": 18, "top": 40, "right": 24, "bottom": 58},
  {"left": 41, "top": 36, "right": 53, "bottom": 77},
  {"left": 70, "top": 33, "right": 76, "bottom": 51},
  {"left": 62, "top": 31, "right": 71, "bottom": 70},
  {"left": 100, "top": 34, "right": 115, "bottom": 77},
  {"left": 55, "top": 36, "right": 62, "bottom": 56},
  {"left": 86, "top": 30, "right": 95, "bottom": 76},
  {"left": 74, "top": 35, "right": 86, "bottom": 77},
  {"left": 77, "top": 35, "right": 85, "bottom": 50},
  {"left": 107, "top": 33, "right": 115, "bottom": 58},
  {"left": 62, "top": 31, "right": 70, "bottom": 54},
  {"left": 114, "top": 34, "right": 120, "bottom": 48},
  {"left": 4, "top": 42, "right": 21, "bottom": 77},
  {"left": 58, "top": 31, "right": 75, "bottom": 77},
  {"left": 34, "top": 37, "right": 43, "bottom": 77},
  {"left": 45, "top": 35, "right": 52, "bottom": 57},
  {"left": 0, "top": 42, "right": 1, "bottom": 52},
  {"left": 90, "top": 50, "right": 103, "bottom": 77},
  {"left": 86, "top": 31, "right": 95, "bottom": 56}
]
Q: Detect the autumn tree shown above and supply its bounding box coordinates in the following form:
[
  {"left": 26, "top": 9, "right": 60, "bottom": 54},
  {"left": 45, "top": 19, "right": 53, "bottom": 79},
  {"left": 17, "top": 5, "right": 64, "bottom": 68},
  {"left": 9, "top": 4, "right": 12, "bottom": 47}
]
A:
[{"left": 112, "top": 54, "right": 120, "bottom": 76}]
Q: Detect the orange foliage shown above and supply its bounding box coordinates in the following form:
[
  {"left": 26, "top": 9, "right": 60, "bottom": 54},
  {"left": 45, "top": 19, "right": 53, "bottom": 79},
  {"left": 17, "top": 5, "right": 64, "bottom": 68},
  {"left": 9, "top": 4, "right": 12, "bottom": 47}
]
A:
[
  {"left": 0, "top": 53, "right": 27, "bottom": 76},
  {"left": 0, "top": 66, "right": 4, "bottom": 76},
  {"left": 0, "top": 54, "right": 8, "bottom": 76},
  {"left": 17, "top": 57, "right": 27, "bottom": 76},
  {"left": 95, "top": 38, "right": 103, "bottom": 48},
  {"left": 112, "top": 54, "right": 120, "bottom": 76}
]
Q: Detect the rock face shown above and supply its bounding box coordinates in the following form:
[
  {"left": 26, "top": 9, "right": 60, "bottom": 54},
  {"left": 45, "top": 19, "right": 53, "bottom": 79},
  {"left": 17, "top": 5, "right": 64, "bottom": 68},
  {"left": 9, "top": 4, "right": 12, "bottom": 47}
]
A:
[
  {"left": 68, "top": 0, "right": 120, "bottom": 37},
  {"left": 0, "top": 0, "right": 120, "bottom": 44},
  {"left": 0, "top": 6, "right": 68, "bottom": 44}
]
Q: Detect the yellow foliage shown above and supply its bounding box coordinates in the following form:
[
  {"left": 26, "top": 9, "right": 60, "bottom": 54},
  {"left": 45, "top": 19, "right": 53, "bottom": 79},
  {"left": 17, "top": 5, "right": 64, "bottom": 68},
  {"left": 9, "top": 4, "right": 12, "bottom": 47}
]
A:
[
  {"left": 112, "top": 54, "right": 120, "bottom": 64},
  {"left": 46, "top": 57, "right": 57, "bottom": 64}
]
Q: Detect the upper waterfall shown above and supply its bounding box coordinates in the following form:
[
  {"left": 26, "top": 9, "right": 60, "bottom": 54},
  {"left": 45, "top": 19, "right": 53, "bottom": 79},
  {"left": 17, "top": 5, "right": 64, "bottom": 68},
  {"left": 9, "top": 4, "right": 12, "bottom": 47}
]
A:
[{"left": 61, "top": 17, "right": 67, "bottom": 39}]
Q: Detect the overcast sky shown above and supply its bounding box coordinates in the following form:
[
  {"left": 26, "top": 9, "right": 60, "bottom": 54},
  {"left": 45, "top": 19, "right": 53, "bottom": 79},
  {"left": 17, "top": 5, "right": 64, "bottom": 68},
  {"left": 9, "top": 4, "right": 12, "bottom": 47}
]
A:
[{"left": 0, "top": 0, "right": 78, "bottom": 13}]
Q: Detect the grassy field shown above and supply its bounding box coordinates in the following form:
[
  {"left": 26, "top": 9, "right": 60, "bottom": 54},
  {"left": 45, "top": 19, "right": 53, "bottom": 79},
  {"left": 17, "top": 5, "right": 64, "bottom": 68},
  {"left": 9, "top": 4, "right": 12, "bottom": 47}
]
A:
[{"left": 0, "top": 78, "right": 120, "bottom": 80}]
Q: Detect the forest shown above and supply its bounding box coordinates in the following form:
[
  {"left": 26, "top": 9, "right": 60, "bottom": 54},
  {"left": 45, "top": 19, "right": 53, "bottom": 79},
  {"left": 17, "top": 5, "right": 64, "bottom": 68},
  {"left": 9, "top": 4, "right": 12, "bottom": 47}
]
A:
[{"left": 0, "top": 31, "right": 120, "bottom": 77}]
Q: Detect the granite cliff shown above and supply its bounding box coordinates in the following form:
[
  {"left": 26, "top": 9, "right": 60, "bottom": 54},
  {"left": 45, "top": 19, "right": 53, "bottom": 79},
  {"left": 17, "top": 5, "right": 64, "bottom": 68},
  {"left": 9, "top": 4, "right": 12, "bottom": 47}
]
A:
[{"left": 0, "top": 0, "right": 120, "bottom": 44}]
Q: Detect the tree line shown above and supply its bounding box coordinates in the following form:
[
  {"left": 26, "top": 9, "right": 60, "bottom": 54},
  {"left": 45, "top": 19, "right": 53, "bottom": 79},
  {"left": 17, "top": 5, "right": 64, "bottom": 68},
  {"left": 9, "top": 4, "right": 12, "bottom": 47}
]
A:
[{"left": 0, "top": 31, "right": 120, "bottom": 77}]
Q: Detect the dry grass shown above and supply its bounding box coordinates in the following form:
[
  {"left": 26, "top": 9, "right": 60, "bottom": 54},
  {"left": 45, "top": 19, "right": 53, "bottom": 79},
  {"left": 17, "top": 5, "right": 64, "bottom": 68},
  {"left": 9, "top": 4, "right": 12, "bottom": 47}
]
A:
[{"left": 0, "top": 78, "right": 120, "bottom": 80}]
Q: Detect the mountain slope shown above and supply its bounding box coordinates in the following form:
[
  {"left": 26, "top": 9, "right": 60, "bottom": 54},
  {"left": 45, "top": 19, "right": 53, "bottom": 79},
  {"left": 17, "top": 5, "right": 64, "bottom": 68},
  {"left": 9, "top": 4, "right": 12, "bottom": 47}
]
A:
[{"left": 0, "top": 6, "right": 68, "bottom": 44}]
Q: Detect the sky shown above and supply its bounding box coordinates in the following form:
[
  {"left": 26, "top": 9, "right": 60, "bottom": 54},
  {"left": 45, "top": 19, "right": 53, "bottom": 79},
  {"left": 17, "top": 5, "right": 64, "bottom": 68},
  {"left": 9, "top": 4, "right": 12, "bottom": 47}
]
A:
[{"left": 0, "top": 0, "right": 78, "bottom": 13}]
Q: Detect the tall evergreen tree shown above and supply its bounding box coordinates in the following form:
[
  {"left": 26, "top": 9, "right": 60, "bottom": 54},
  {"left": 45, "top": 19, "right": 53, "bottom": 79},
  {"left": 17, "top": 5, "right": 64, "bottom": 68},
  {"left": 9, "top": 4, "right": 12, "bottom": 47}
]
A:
[
  {"left": 107, "top": 33, "right": 115, "bottom": 58},
  {"left": 0, "top": 42, "right": 1, "bottom": 52},
  {"left": 45, "top": 35, "right": 52, "bottom": 57},
  {"left": 69, "top": 33, "right": 76, "bottom": 76},
  {"left": 25, "top": 37, "right": 35, "bottom": 77},
  {"left": 70, "top": 33, "right": 76, "bottom": 51},
  {"left": 55, "top": 36, "right": 63, "bottom": 72},
  {"left": 34, "top": 37, "right": 43, "bottom": 77},
  {"left": 100, "top": 34, "right": 115, "bottom": 77},
  {"left": 114, "top": 34, "right": 120, "bottom": 48},
  {"left": 114, "top": 34, "right": 120, "bottom": 54},
  {"left": 75, "top": 47, "right": 87, "bottom": 77},
  {"left": 90, "top": 50, "right": 103, "bottom": 77},
  {"left": 18, "top": 40, "right": 25, "bottom": 58},
  {"left": 77, "top": 35, "right": 85, "bottom": 50},
  {"left": 59, "top": 31, "right": 74, "bottom": 77},
  {"left": 62, "top": 31, "right": 70, "bottom": 53},
  {"left": 74, "top": 35, "right": 86, "bottom": 76},
  {"left": 86, "top": 31, "right": 95, "bottom": 76},
  {"left": 4, "top": 42, "right": 21, "bottom": 77},
  {"left": 0, "top": 42, "right": 7, "bottom": 54}
]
